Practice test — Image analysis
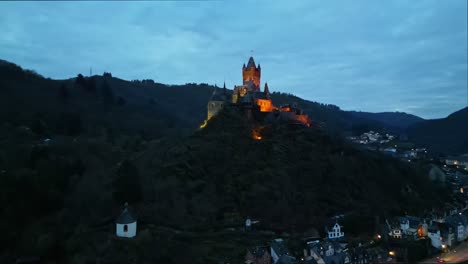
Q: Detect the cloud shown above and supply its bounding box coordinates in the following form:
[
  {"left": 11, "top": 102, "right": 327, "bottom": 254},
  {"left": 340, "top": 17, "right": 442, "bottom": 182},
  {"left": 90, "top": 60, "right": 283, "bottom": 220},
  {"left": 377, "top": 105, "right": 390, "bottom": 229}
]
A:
[{"left": 0, "top": 0, "right": 466, "bottom": 118}]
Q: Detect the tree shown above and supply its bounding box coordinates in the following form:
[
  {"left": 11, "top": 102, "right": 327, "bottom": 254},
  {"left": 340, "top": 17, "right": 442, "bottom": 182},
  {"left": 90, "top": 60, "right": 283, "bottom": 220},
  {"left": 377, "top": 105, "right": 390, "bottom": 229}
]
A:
[
  {"left": 112, "top": 160, "right": 142, "bottom": 204},
  {"left": 59, "top": 84, "right": 70, "bottom": 102},
  {"left": 116, "top": 96, "right": 126, "bottom": 106},
  {"left": 75, "top": 74, "right": 86, "bottom": 87},
  {"left": 86, "top": 76, "right": 97, "bottom": 92},
  {"left": 57, "top": 112, "right": 83, "bottom": 136},
  {"left": 101, "top": 80, "right": 114, "bottom": 105},
  {"left": 31, "top": 119, "right": 47, "bottom": 135}
]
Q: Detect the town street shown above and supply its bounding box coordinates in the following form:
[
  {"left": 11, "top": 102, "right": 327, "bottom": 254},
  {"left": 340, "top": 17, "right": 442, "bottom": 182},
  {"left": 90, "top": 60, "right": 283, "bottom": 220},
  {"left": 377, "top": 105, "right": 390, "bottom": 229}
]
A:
[{"left": 420, "top": 242, "right": 468, "bottom": 263}]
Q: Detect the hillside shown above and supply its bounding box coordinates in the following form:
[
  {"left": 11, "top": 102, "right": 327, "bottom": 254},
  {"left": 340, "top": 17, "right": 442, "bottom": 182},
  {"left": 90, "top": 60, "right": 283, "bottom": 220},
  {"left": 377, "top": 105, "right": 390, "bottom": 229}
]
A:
[
  {"left": 0, "top": 105, "right": 450, "bottom": 263},
  {"left": 407, "top": 107, "right": 468, "bottom": 155},
  {"left": 0, "top": 59, "right": 215, "bottom": 139},
  {"left": 0, "top": 59, "right": 427, "bottom": 138},
  {"left": 349, "top": 111, "right": 424, "bottom": 131},
  {"left": 0, "top": 59, "right": 452, "bottom": 263}
]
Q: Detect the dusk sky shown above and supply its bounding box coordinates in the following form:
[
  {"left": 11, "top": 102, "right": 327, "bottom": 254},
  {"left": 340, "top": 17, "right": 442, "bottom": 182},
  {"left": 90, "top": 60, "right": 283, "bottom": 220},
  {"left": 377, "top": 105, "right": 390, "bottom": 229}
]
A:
[{"left": 0, "top": 0, "right": 466, "bottom": 119}]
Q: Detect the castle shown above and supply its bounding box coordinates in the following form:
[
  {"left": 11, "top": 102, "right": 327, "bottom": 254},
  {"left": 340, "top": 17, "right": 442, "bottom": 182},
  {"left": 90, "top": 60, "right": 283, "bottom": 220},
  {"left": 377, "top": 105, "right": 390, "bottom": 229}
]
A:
[{"left": 204, "top": 56, "right": 310, "bottom": 129}]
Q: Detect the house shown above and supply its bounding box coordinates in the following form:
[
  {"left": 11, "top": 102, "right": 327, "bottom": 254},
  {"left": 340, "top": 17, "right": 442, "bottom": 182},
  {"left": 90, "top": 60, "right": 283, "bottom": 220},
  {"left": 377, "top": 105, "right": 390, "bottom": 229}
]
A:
[
  {"left": 326, "top": 221, "right": 345, "bottom": 240},
  {"left": 439, "top": 222, "right": 455, "bottom": 247},
  {"left": 270, "top": 238, "right": 296, "bottom": 264},
  {"left": 428, "top": 224, "right": 443, "bottom": 249},
  {"left": 400, "top": 216, "right": 423, "bottom": 238},
  {"left": 382, "top": 147, "right": 397, "bottom": 156},
  {"left": 116, "top": 203, "right": 137, "bottom": 238},
  {"left": 445, "top": 214, "right": 467, "bottom": 242},
  {"left": 246, "top": 246, "right": 272, "bottom": 264},
  {"left": 385, "top": 218, "right": 402, "bottom": 239},
  {"left": 304, "top": 240, "right": 350, "bottom": 264},
  {"left": 446, "top": 155, "right": 468, "bottom": 168},
  {"left": 428, "top": 222, "right": 455, "bottom": 249}
]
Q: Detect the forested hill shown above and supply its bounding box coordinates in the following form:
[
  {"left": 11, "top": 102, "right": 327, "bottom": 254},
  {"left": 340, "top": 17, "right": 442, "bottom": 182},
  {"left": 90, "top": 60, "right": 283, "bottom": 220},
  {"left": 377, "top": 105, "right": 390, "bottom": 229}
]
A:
[
  {"left": 136, "top": 107, "right": 448, "bottom": 230},
  {"left": 0, "top": 59, "right": 426, "bottom": 139},
  {"left": 0, "top": 59, "right": 215, "bottom": 139},
  {"left": 407, "top": 107, "right": 468, "bottom": 155},
  {"left": 0, "top": 59, "right": 452, "bottom": 263}
]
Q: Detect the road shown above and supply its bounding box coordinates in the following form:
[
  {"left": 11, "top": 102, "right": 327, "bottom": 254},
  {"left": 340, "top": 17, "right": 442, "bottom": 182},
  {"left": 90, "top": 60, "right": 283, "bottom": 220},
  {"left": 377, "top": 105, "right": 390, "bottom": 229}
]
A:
[{"left": 420, "top": 242, "right": 468, "bottom": 263}]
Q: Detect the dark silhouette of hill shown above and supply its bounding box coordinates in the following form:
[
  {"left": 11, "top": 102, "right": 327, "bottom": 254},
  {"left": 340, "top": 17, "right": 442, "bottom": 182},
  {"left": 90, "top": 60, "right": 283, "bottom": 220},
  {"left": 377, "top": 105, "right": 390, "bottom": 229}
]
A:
[
  {"left": 0, "top": 59, "right": 428, "bottom": 138},
  {"left": 0, "top": 59, "right": 216, "bottom": 140},
  {"left": 0, "top": 59, "right": 453, "bottom": 262},
  {"left": 348, "top": 111, "right": 424, "bottom": 132},
  {"left": 140, "top": 107, "right": 448, "bottom": 228},
  {"left": 407, "top": 107, "right": 468, "bottom": 155}
]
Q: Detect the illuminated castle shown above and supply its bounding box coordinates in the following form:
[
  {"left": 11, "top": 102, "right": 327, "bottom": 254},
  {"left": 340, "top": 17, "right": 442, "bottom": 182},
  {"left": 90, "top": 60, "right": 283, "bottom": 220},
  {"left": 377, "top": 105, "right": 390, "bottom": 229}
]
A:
[{"left": 204, "top": 56, "right": 310, "bottom": 128}]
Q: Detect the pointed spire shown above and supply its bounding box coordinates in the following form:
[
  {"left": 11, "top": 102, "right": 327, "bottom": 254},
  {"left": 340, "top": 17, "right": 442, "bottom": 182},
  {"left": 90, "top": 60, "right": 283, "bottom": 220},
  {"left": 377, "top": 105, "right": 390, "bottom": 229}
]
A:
[
  {"left": 258, "top": 63, "right": 261, "bottom": 69},
  {"left": 243, "top": 63, "right": 246, "bottom": 68},
  {"left": 212, "top": 86, "right": 217, "bottom": 96},
  {"left": 223, "top": 81, "right": 226, "bottom": 94},
  {"left": 264, "top": 82, "right": 270, "bottom": 99},
  {"left": 247, "top": 56, "right": 256, "bottom": 68}
]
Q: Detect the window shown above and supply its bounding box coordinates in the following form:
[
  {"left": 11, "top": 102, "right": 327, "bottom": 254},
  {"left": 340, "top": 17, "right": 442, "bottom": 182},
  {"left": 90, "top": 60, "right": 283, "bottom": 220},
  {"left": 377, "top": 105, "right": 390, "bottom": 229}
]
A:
[{"left": 124, "top": 224, "right": 128, "bottom": 232}]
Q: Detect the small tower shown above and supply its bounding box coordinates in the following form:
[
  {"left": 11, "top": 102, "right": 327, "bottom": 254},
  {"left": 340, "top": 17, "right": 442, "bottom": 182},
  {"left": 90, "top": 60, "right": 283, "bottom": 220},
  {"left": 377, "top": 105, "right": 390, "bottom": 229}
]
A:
[
  {"left": 264, "top": 82, "right": 270, "bottom": 99},
  {"left": 116, "top": 202, "right": 137, "bottom": 238}
]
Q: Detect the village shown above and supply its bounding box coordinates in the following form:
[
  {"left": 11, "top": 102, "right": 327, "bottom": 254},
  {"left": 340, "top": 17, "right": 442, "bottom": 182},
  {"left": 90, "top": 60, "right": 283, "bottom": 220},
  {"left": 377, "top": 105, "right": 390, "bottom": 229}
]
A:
[{"left": 107, "top": 154, "right": 468, "bottom": 264}]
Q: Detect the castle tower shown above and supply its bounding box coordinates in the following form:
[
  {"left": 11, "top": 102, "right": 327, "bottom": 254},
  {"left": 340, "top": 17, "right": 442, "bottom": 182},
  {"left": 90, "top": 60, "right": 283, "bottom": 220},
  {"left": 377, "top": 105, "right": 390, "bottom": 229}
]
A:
[{"left": 242, "top": 57, "right": 261, "bottom": 91}]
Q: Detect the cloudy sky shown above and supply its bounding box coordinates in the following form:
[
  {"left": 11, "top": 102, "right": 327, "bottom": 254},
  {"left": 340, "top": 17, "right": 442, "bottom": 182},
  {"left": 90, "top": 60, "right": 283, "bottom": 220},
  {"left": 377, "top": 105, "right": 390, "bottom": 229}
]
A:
[{"left": 0, "top": 0, "right": 466, "bottom": 118}]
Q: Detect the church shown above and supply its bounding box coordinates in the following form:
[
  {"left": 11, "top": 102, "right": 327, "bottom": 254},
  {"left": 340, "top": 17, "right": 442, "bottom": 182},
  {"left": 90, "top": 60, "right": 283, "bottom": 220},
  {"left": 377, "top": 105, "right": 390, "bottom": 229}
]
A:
[{"left": 205, "top": 56, "right": 311, "bottom": 128}]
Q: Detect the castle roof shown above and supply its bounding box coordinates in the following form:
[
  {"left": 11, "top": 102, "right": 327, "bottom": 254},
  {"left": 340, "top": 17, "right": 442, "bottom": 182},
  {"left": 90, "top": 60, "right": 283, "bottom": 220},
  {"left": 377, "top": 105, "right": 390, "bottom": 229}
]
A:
[
  {"left": 246, "top": 56, "right": 256, "bottom": 68},
  {"left": 210, "top": 87, "right": 227, "bottom": 101},
  {"left": 252, "top": 91, "right": 268, "bottom": 100}
]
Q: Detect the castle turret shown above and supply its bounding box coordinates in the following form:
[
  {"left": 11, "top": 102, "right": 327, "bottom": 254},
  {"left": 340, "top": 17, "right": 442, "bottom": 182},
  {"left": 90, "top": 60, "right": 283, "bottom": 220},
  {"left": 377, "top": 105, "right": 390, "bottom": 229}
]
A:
[{"left": 264, "top": 82, "right": 270, "bottom": 99}]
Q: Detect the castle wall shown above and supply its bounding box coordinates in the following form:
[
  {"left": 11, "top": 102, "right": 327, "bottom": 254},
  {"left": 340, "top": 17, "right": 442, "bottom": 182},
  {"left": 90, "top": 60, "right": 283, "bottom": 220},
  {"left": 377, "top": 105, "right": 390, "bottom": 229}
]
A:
[
  {"left": 207, "top": 101, "right": 225, "bottom": 120},
  {"left": 256, "top": 99, "right": 274, "bottom": 112}
]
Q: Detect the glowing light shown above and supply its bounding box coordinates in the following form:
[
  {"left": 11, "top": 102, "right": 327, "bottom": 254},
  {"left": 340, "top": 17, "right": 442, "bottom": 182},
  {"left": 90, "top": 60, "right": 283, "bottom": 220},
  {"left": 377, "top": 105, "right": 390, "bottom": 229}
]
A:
[
  {"left": 461, "top": 187, "right": 464, "bottom": 194},
  {"left": 442, "top": 245, "right": 446, "bottom": 249},
  {"left": 200, "top": 120, "right": 208, "bottom": 129},
  {"left": 252, "top": 126, "right": 264, "bottom": 140},
  {"left": 389, "top": 251, "right": 395, "bottom": 256},
  {"left": 377, "top": 234, "right": 381, "bottom": 239}
]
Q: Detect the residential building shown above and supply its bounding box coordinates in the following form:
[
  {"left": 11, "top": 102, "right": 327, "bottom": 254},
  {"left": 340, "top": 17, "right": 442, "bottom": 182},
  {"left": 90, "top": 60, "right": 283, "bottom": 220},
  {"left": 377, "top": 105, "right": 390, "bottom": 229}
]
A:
[
  {"left": 326, "top": 221, "right": 345, "bottom": 240},
  {"left": 271, "top": 238, "right": 296, "bottom": 264},
  {"left": 246, "top": 246, "right": 272, "bottom": 264}
]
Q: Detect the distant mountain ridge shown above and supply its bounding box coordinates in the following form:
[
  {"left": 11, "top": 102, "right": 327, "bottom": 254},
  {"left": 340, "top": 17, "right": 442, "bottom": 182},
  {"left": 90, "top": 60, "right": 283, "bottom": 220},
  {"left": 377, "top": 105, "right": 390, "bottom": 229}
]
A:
[
  {"left": 407, "top": 107, "right": 468, "bottom": 155},
  {"left": 1, "top": 59, "right": 465, "bottom": 155},
  {"left": 348, "top": 111, "right": 425, "bottom": 131}
]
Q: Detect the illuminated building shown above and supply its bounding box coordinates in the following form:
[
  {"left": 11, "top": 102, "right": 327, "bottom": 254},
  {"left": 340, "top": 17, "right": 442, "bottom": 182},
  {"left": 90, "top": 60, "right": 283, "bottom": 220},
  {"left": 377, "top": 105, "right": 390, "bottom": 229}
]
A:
[{"left": 203, "top": 56, "right": 311, "bottom": 129}]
